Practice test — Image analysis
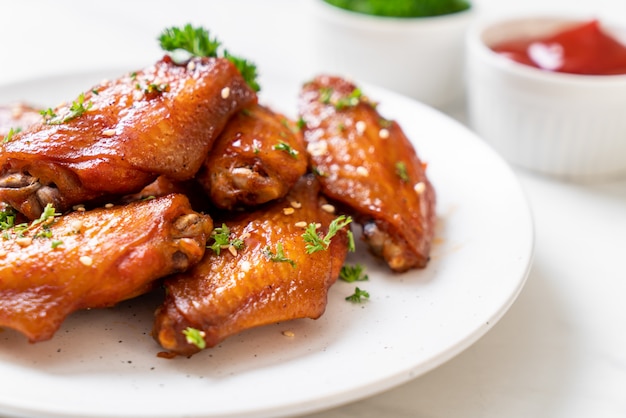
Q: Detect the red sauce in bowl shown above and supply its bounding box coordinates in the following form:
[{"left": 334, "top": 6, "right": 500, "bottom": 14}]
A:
[{"left": 491, "top": 20, "right": 626, "bottom": 75}]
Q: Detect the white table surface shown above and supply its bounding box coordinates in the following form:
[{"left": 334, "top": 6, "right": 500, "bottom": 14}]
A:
[{"left": 1, "top": 1, "right": 625, "bottom": 417}]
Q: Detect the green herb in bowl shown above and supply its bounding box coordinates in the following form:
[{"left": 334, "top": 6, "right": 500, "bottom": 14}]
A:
[{"left": 323, "top": 0, "right": 471, "bottom": 17}]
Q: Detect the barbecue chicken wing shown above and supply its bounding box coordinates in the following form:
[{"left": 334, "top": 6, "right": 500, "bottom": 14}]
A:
[
  {"left": 0, "top": 103, "right": 41, "bottom": 138},
  {"left": 0, "top": 194, "right": 212, "bottom": 342},
  {"left": 298, "top": 75, "right": 436, "bottom": 272},
  {"left": 153, "top": 175, "right": 350, "bottom": 356},
  {"left": 0, "top": 56, "right": 257, "bottom": 220},
  {"left": 197, "top": 104, "right": 307, "bottom": 209}
]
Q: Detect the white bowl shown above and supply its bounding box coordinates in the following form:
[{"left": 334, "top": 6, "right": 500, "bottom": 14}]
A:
[
  {"left": 466, "top": 15, "right": 626, "bottom": 181},
  {"left": 313, "top": 0, "right": 474, "bottom": 110}
]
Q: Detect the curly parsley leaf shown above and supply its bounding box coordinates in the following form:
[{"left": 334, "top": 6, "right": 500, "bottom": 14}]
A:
[
  {"left": 263, "top": 242, "right": 296, "bottom": 267},
  {"left": 303, "top": 215, "right": 352, "bottom": 254},
  {"left": 345, "top": 287, "right": 370, "bottom": 303},
  {"left": 158, "top": 24, "right": 260, "bottom": 92},
  {"left": 208, "top": 223, "right": 244, "bottom": 255},
  {"left": 340, "top": 264, "right": 369, "bottom": 283}
]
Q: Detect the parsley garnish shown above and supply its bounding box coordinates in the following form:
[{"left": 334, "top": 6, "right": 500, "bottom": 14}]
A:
[
  {"left": 335, "top": 88, "right": 362, "bottom": 110},
  {"left": 158, "top": 24, "right": 260, "bottom": 92},
  {"left": 263, "top": 242, "right": 296, "bottom": 267},
  {"left": 340, "top": 263, "right": 368, "bottom": 283},
  {"left": 302, "top": 215, "right": 352, "bottom": 254},
  {"left": 395, "top": 161, "right": 409, "bottom": 182},
  {"left": 319, "top": 87, "right": 333, "bottom": 104},
  {"left": 2, "top": 127, "right": 22, "bottom": 143},
  {"left": 51, "top": 240, "right": 64, "bottom": 249},
  {"left": 207, "top": 223, "right": 244, "bottom": 255},
  {"left": 182, "top": 327, "right": 206, "bottom": 350},
  {"left": 0, "top": 207, "right": 17, "bottom": 230},
  {"left": 273, "top": 141, "right": 299, "bottom": 158},
  {"left": 144, "top": 83, "right": 170, "bottom": 94},
  {"left": 345, "top": 287, "right": 370, "bottom": 303},
  {"left": 41, "top": 93, "right": 93, "bottom": 125},
  {"left": 31, "top": 203, "right": 60, "bottom": 227}
]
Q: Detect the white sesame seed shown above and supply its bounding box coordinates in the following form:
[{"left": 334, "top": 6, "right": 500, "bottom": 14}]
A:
[
  {"left": 221, "top": 87, "right": 230, "bottom": 99},
  {"left": 307, "top": 141, "right": 328, "bottom": 157},
  {"left": 70, "top": 220, "right": 83, "bottom": 233},
  {"left": 102, "top": 129, "right": 116, "bottom": 137},
  {"left": 104, "top": 203, "right": 114, "bottom": 209},
  {"left": 79, "top": 255, "right": 93, "bottom": 266},
  {"left": 355, "top": 120, "right": 366, "bottom": 135},
  {"left": 321, "top": 204, "right": 335, "bottom": 214},
  {"left": 294, "top": 221, "right": 308, "bottom": 228},
  {"left": 187, "top": 61, "right": 196, "bottom": 71},
  {"left": 379, "top": 128, "right": 390, "bottom": 139},
  {"left": 290, "top": 201, "right": 302, "bottom": 209},
  {"left": 414, "top": 182, "right": 426, "bottom": 194},
  {"left": 282, "top": 330, "right": 295, "bottom": 337},
  {"left": 72, "top": 204, "right": 84, "bottom": 211},
  {"left": 16, "top": 237, "right": 32, "bottom": 247},
  {"left": 356, "top": 166, "right": 369, "bottom": 176},
  {"left": 315, "top": 223, "right": 322, "bottom": 229},
  {"left": 283, "top": 207, "right": 295, "bottom": 215},
  {"left": 228, "top": 245, "right": 238, "bottom": 257}
]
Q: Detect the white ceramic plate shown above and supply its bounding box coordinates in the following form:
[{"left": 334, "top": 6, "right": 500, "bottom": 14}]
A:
[{"left": 0, "top": 70, "right": 533, "bottom": 418}]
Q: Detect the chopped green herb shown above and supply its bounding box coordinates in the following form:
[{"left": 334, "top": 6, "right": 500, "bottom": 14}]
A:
[
  {"left": 207, "top": 223, "right": 244, "bottom": 255},
  {"left": 31, "top": 203, "right": 60, "bottom": 227},
  {"left": 395, "top": 161, "right": 409, "bottom": 182},
  {"left": 345, "top": 287, "right": 370, "bottom": 303},
  {"left": 263, "top": 242, "right": 296, "bottom": 267},
  {"left": 296, "top": 117, "right": 306, "bottom": 131},
  {"left": 159, "top": 24, "right": 221, "bottom": 58},
  {"left": 158, "top": 24, "right": 260, "bottom": 92},
  {"left": 223, "top": 50, "right": 260, "bottom": 93},
  {"left": 182, "top": 327, "right": 206, "bottom": 350},
  {"left": 51, "top": 240, "right": 64, "bottom": 249},
  {"left": 42, "top": 93, "right": 93, "bottom": 125},
  {"left": 273, "top": 141, "right": 299, "bottom": 158},
  {"left": 319, "top": 87, "right": 333, "bottom": 104},
  {"left": 340, "top": 264, "right": 369, "bottom": 283},
  {"left": 2, "top": 127, "right": 22, "bottom": 143},
  {"left": 0, "top": 207, "right": 16, "bottom": 230},
  {"left": 303, "top": 215, "right": 352, "bottom": 254},
  {"left": 335, "top": 88, "right": 362, "bottom": 110},
  {"left": 144, "top": 83, "right": 170, "bottom": 94}
]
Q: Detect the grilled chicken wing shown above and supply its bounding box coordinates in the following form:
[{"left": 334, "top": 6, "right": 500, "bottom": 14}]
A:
[
  {"left": 0, "top": 103, "right": 41, "bottom": 137},
  {"left": 298, "top": 75, "right": 436, "bottom": 272},
  {"left": 0, "top": 194, "right": 212, "bottom": 342},
  {"left": 197, "top": 104, "right": 307, "bottom": 209},
  {"left": 153, "top": 175, "right": 349, "bottom": 356},
  {"left": 0, "top": 56, "right": 257, "bottom": 220}
]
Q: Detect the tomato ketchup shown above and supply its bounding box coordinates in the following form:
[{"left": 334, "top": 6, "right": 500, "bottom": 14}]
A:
[{"left": 491, "top": 20, "right": 626, "bottom": 75}]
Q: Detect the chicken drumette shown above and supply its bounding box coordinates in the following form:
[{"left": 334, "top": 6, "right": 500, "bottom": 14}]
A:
[
  {"left": 153, "top": 175, "right": 350, "bottom": 356},
  {"left": 0, "top": 56, "right": 257, "bottom": 220},
  {"left": 298, "top": 75, "right": 436, "bottom": 272}
]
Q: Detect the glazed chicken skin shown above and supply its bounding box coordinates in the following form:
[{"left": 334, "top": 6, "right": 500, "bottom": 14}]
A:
[
  {"left": 153, "top": 175, "right": 350, "bottom": 356},
  {"left": 298, "top": 75, "right": 436, "bottom": 272},
  {"left": 0, "top": 103, "right": 41, "bottom": 138},
  {"left": 197, "top": 103, "right": 307, "bottom": 209},
  {"left": 0, "top": 194, "right": 213, "bottom": 343},
  {"left": 0, "top": 55, "right": 257, "bottom": 220}
]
